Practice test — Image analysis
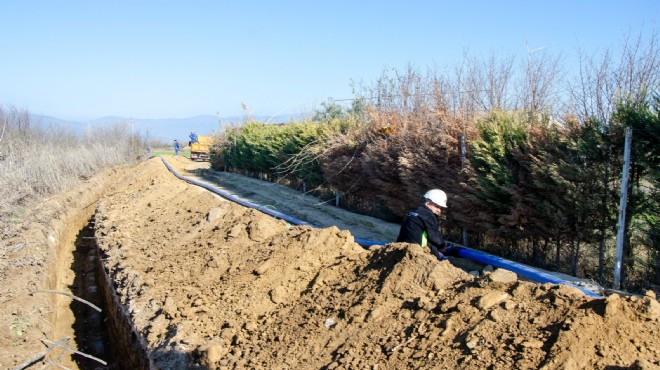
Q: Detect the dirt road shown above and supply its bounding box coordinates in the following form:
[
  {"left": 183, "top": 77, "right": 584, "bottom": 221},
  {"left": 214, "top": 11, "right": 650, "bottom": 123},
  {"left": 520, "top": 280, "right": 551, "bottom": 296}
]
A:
[
  {"left": 2, "top": 156, "right": 659, "bottom": 369},
  {"left": 177, "top": 159, "right": 400, "bottom": 243}
]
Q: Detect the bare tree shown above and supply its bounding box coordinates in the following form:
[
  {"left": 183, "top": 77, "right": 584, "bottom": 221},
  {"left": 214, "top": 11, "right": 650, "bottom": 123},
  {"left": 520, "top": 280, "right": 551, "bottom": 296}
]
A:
[
  {"left": 568, "top": 28, "right": 659, "bottom": 123},
  {"left": 0, "top": 111, "right": 6, "bottom": 144},
  {"left": 441, "top": 50, "right": 516, "bottom": 121},
  {"left": 445, "top": 50, "right": 477, "bottom": 119},
  {"left": 484, "top": 51, "right": 516, "bottom": 112},
  {"left": 616, "top": 29, "right": 659, "bottom": 104},
  {"left": 517, "top": 46, "right": 564, "bottom": 123},
  {"left": 570, "top": 46, "right": 613, "bottom": 123}
]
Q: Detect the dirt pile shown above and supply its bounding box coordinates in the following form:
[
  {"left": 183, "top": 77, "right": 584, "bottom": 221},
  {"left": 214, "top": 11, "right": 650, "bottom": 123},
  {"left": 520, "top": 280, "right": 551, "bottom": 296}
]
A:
[
  {"left": 0, "top": 166, "right": 120, "bottom": 369},
  {"left": 91, "top": 157, "right": 659, "bottom": 369}
]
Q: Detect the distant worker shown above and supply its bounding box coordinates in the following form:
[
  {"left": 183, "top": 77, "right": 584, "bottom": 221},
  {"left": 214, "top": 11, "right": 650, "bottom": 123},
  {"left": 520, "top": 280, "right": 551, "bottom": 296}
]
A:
[
  {"left": 174, "top": 140, "right": 180, "bottom": 156},
  {"left": 396, "top": 189, "right": 450, "bottom": 261},
  {"left": 189, "top": 132, "right": 199, "bottom": 146}
]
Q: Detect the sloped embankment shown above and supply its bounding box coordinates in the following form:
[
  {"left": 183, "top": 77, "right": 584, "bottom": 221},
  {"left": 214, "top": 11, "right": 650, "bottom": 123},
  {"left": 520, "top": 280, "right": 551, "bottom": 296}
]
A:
[{"left": 94, "top": 157, "right": 660, "bottom": 369}]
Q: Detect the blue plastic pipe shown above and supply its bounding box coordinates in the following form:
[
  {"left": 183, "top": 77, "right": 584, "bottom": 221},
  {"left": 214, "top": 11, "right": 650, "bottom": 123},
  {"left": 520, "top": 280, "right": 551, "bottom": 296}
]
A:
[
  {"left": 161, "top": 157, "right": 601, "bottom": 297},
  {"left": 447, "top": 246, "right": 602, "bottom": 297},
  {"left": 160, "top": 158, "right": 311, "bottom": 227}
]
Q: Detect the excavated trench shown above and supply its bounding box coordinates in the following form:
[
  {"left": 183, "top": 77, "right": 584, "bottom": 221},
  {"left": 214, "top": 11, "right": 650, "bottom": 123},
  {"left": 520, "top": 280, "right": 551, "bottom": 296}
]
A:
[
  {"left": 68, "top": 217, "right": 149, "bottom": 369},
  {"left": 58, "top": 164, "right": 586, "bottom": 370},
  {"left": 68, "top": 219, "right": 113, "bottom": 368},
  {"left": 42, "top": 157, "right": 604, "bottom": 370},
  {"left": 28, "top": 156, "right": 655, "bottom": 370}
]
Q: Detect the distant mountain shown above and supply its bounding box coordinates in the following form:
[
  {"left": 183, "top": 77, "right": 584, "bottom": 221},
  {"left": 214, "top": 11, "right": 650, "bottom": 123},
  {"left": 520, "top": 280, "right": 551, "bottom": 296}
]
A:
[
  {"left": 28, "top": 113, "right": 297, "bottom": 142},
  {"left": 31, "top": 114, "right": 80, "bottom": 128},
  {"left": 87, "top": 116, "right": 127, "bottom": 124},
  {"left": 129, "top": 114, "right": 295, "bottom": 142},
  {"left": 131, "top": 115, "right": 222, "bottom": 142}
]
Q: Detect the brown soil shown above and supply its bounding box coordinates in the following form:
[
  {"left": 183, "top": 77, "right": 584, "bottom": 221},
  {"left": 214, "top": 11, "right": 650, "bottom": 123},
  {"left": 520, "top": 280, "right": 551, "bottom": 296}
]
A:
[
  {"left": 0, "top": 166, "right": 122, "bottom": 369},
  {"left": 185, "top": 161, "right": 401, "bottom": 243},
  {"left": 2, "top": 156, "right": 659, "bottom": 369}
]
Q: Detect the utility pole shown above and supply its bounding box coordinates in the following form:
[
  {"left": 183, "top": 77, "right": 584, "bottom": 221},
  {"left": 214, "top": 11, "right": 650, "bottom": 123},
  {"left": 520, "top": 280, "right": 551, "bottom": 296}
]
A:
[
  {"left": 613, "top": 127, "right": 632, "bottom": 289},
  {"left": 458, "top": 85, "right": 474, "bottom": 247},
  {"left": 461, "top": 133, "right": 468, "bottom": 246}
]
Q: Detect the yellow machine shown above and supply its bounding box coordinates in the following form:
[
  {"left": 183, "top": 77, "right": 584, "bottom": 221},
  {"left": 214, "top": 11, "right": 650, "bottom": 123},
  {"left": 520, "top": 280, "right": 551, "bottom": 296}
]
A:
[{"left": 190, "top": 135, "right": 212, "bottom": 161}]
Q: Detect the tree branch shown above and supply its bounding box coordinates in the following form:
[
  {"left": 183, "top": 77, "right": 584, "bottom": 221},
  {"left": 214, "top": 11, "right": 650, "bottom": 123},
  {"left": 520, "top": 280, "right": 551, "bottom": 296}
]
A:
[{"left": 30, "top": 290, "right": 101, "bottom": 312}]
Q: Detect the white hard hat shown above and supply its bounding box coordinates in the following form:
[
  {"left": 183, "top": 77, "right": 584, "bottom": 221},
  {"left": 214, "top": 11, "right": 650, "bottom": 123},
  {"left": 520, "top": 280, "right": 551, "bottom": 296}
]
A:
[{"left": 424, "top": 189, "right": 447, "bottom": 208}]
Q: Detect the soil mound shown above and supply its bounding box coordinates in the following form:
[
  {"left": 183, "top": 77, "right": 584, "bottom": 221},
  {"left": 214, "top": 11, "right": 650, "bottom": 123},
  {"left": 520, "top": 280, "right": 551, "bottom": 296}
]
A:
[{"left": 92, "top": 157, "right": 659, "bottom": 369}]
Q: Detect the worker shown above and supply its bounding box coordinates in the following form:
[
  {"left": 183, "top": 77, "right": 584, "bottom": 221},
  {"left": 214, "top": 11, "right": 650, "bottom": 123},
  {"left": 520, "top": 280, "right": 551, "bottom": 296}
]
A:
[
  {"left": 396, "top": 189, "right": 449, "bottom": 261},
  {"left": 174, "top": 140, "right": 180, "bottom": 156},
  {"left": 189, "top": 132, "right": 199, "bottom": 145}
]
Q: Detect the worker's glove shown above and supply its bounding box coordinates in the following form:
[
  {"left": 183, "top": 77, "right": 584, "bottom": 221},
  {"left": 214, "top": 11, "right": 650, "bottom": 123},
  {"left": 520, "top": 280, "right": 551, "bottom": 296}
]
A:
[
  {"left": 430, "top": 244, "right": 447, "bottom": 261},
  {"left": 435, "top": 251, "right": 447, "bottom": 261}
]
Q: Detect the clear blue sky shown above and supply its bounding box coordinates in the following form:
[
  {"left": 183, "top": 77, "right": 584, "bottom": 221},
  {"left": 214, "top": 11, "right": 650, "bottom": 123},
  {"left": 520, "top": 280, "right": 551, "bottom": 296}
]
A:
[{"left": 0, "top": 1, "right": 657, "bottom": 121}]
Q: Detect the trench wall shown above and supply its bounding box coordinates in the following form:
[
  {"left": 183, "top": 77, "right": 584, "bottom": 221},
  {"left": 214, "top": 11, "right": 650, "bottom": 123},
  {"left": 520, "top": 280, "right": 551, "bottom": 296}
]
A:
[
  {"left": 96, "top": 246, "right": 153, "bottom": 369},
  {"left": 42, "top": 165, "right": 143, "bottom": 368}
]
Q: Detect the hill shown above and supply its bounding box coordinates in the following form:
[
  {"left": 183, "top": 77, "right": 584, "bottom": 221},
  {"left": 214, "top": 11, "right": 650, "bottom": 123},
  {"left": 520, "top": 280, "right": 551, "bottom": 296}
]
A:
[{"left": 30, "top": 113, "right": 296, "bottom": 142}]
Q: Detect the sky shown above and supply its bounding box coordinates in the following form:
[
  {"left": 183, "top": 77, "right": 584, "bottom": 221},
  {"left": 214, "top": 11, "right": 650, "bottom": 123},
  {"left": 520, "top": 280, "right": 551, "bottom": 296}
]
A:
[{"left": 0, "top": 0, "right": 658, "bottom": 122}]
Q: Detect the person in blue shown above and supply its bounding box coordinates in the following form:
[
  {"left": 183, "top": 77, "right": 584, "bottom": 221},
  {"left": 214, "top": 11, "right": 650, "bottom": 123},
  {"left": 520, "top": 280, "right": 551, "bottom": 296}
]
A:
[
  {"left": 189, "top": 132, "right": 199, "bottom": 146},
  {"left": 396, "top": 189, "right": 450, "bottom": 260},
  {"left": 174, "top": 140, "right": 180, "bottom": 156}
]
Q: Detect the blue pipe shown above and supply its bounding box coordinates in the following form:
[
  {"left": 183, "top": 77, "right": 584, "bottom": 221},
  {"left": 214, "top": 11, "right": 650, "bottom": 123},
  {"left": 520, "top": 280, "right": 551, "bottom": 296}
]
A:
[
  {"left": 354, "top": 238, "right": 388, "bottom": 247},
  {"left": 447, "top": 246, "right": 602, "bottom": 297},
  {"left": 160, "top": 157, "right": 310, "bottom": 227},
  {"left": 160, "top": 157, "right": 601, "bottom": 297}
]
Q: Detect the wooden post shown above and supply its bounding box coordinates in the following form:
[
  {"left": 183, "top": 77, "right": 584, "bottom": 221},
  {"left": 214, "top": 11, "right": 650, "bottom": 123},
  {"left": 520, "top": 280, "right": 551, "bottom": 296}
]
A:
[{"left": 613, "top": 127, "right": 632, "bottom": 289}]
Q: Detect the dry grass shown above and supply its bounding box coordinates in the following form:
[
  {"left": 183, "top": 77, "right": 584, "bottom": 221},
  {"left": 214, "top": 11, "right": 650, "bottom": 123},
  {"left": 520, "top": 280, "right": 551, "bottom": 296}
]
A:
[{"left": 0, "top": 106, "right": 144, "bottom": 231}]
